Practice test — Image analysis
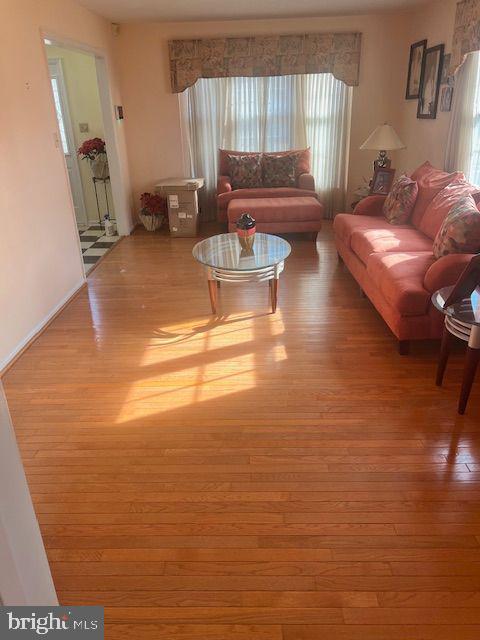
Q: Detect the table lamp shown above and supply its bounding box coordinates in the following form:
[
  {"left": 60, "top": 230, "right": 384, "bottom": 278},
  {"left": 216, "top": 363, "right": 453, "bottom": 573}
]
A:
[{"left": 360, "top": 123, "right": 405, "bottom": 169}]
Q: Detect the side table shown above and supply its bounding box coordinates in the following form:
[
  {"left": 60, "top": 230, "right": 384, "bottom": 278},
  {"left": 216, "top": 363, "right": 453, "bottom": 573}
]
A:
[
  {"left": 432, "top": 286, "right": 480, "bottom": 415},
  {"left": 92, "top": 176, "right": 111, "bottom": 225}
]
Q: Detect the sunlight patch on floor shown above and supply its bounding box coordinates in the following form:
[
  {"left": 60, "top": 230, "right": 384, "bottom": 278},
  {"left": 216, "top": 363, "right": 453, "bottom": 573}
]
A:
[{"left": 115, "top": 311, "right": 286, "bottom": 423}]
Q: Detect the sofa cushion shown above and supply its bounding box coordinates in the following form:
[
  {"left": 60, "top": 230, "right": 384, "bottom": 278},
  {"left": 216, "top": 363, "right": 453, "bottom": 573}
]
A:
[
  {"left": 219, "top": 148, "right": 310, "bottom": 178},
  {"left": 262, "top": 154, "right": 297, "bottom": 187},
  {"left": 334, "top": 213, "right": 411, "bottom": 251},
  {"left": 217, "top": 187, "right": 320, "bottom": 216},
  {"left": 383, "top": 175, "right": 418, "bottom": 225},
  {"left": 367, "top": 251, "right": 435, "bottom": 316},
  {"left": 410, "top": 162, "right": 464, "bottom": 230},
  {"left": 433, "top": 195, "right": 480, "bottom": 258},
  {"left": 419, "top": 180, "right": 480, "bottom": 240},
  {"left": 228, "top": 197, "right": 323, "bottom": 223},
  {"left": 350, "top": 226, "right": 433, "bottom": 265},
  {"left": 227, "top": 153, "right": 263, "bottom": 189}
]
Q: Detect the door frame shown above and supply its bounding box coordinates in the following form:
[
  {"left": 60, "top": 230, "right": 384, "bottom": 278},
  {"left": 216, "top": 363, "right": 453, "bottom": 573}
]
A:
[
  {"left": 41, "top": 30, "right": 132, "bottom": 237},
  {"left": 48, "top": 57, "right": 88, "bottom": 226}
]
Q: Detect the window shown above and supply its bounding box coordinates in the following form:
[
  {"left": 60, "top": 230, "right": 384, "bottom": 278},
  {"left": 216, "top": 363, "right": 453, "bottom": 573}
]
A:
[
  {"left": 50, "top": 77, "right": 69, "bottom": 155},
  {"left": 446, "top": 51, "right": 480, "bottom": 186},
  {"left": 181, "top": 74, "right": 352, "bottom": 219},
  {"left": 469, "top": 53, "right": 480, "bottom": 185}
]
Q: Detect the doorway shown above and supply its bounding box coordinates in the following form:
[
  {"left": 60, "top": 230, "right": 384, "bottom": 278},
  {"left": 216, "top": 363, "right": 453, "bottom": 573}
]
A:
[{"left": 44, "top": 40, "right": 120, "bottom": 274}]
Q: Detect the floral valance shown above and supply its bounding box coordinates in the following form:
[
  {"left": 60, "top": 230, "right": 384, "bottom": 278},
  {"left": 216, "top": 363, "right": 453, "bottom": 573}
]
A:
[
  {"left": 451, "top": 0, "right": 480, "bottom": 74},
  {"left": 168, "top": 33, "right": 362, "bottom": 93}
]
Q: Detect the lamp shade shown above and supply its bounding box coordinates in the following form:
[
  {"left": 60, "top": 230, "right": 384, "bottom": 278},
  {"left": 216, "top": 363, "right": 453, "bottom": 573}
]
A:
[{"left": 360, "top": 124, "right": 405, "bottom": 151}]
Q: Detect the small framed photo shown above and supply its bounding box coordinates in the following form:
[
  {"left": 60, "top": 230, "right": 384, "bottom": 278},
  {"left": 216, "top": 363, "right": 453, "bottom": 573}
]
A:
[
  {"left": 440, "top": 85, "right": 453, "bottom": 112},
  {"left": 370, "top": 167, "right": 395, "bottom": 195},
  {"left": 417, "top": 44, "right": 444, "bottom": 119},
  {"left": 406, "top": 39, "right": 427, "bottom": 100},
  {"left": 440, "top": 53, "right": 451, "bottom": 85}
]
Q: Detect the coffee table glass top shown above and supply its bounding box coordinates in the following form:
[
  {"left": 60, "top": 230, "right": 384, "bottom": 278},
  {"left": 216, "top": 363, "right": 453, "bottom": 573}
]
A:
[
  {"left": 192, "top": 233, "right": 291, "bottom": 271},
  {"left": 432, "top": 286, "right": 480, "bottom": 326}
]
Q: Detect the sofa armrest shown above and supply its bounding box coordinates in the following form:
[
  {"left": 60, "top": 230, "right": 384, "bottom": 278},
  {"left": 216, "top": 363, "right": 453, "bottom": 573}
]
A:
[
  {"left": 424, "top": 253, "right": 476, "bottom": 293},
  {"left": 353, "top": 195, "right": 387, "bottom": 216},
  {"left": 297, "top": 173, "right": 315, "bottom": 191},
  {"left": 217, "top": 175, "right": 232, "bottom": 195}
]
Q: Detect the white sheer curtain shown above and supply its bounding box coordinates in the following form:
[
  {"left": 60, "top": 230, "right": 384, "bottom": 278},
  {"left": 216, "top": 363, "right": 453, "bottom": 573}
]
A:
[
  {"left": 446, "top": 51, "right": 480, "bottom": 186},
  {"left": 180, "top": 74, "right": 352, "bottom": 219}
]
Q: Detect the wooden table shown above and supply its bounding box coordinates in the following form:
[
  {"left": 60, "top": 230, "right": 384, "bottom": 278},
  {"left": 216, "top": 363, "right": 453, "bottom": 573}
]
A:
[
  {"left": 432, "top": 285, "right": 480, "bottom": 415},
  {"left": 192, "top": 233, "right": 291, "bottom": 314}
]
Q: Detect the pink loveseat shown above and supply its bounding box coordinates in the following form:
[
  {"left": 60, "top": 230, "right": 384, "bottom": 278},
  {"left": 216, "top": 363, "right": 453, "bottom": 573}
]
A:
[
  {"left": 216, "top": 148, "right": 320, "bottom": 222},
  {"left": 334, "top": 162, "right": 477, "bottom": 354}
]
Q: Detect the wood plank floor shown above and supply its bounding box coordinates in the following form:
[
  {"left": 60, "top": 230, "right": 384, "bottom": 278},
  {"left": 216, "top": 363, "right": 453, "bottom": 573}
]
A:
[{"left": 4, "top": 221, "right": 480, "bottom": 639}]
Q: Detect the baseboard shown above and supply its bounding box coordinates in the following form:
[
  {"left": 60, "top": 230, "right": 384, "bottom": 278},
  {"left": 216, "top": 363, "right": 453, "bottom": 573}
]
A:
[{"left": 0, "top": 280, "right": 87, "bottom": 377}]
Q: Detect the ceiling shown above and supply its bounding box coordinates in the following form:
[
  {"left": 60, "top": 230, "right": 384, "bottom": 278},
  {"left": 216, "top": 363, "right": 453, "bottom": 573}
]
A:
[{"left": 77, "top": 0, "right": 429, "bottom": 23}]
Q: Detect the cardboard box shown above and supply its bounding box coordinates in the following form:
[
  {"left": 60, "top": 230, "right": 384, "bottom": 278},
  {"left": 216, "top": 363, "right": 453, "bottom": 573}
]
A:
[{"left": 155, "top": 178, "right": 204, "bottom": 238}]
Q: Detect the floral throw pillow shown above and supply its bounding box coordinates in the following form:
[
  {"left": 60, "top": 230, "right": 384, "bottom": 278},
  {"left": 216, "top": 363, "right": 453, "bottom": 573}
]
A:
[
  {"left": 228, "top": 154, "right": 263, "bottom": 190},
  {"left": 433, "top": 195, "right": 480, "bottom": 259},
  {"left": 382, "top": 175, "right": 419, "bottom": 225},
  {"left": 262, "top": 154, "right": 297, "bottom": 188}
]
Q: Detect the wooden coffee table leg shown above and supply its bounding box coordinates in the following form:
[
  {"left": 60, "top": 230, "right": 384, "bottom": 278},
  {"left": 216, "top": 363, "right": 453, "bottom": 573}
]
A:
[
  {"left": 207, "top": 279, "right": 217, "bottom": 314},
  {"left": 269, "top": 278, "right": 278, "bottom": 313},
  {"left": 436, "top": 323, "right": 453, "bottom": 386}
]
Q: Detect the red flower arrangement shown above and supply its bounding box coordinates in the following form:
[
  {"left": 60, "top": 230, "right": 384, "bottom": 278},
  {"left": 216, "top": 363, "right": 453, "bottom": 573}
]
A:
[
  {"left": 140, "top": 192, "right": 167, "bottom": 216},
  {"left": 77, "top": 138, "right": 106, "bottom": 161}
]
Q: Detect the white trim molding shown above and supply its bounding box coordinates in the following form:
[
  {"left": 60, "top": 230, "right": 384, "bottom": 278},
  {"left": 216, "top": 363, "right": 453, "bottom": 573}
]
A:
[{"left": 0, "top": 280, "right": 85, "bottom": 374}]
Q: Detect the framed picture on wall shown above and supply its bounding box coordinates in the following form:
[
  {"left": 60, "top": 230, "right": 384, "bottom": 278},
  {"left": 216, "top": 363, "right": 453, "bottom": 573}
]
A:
[
  {"left": 440, "top": 85, "right": 454, "bottom": 112},
  {"left": 406, "top": 39, "right": 427, "bottom": 99},
  {"left": 440, "top": 53, "right": 451, "bottom": 85},
  {"left": 370, "top": 167, "right": 395, "bottom": 195},
  {"left": 417, "top": 44, "right": 444, "bottom": 119}
]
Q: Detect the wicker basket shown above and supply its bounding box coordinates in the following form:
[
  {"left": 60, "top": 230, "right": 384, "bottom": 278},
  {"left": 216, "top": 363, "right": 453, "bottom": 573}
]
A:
[{"left": 139, "top": 213, "right": 164, "bottom": 231}]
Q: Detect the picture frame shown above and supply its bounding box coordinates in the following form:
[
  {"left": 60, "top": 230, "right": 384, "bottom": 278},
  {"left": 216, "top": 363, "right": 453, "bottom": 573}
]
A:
[
  {"left": 417, "top": 44, "right": 444, "bottom": 119},
  {"left": 406, "top": 39, "right": 427, "bottom": 100},
  {"left": 440, "top": 53, "right": 451, "bottom": 85},
  {"left": 440, "top": 85, "right": 453, "bottom": 112},
  {"left": 370, "top": 167, "right": 395, "bottom": 195},
  {"left": 443, "top": 254, "right": 480, "bottom": 307}
]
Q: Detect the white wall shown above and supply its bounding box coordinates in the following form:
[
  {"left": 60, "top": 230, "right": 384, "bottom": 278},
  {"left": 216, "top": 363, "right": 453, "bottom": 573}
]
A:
[
  {"left": 0, "top": 383, "right": 57, "bottom": 605},
  {"left": 0, "top": 0, "right": 133, "bottom": 371}
]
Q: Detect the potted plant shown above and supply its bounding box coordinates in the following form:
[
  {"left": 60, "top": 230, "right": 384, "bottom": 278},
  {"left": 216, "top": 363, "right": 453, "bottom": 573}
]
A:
[
  {"left": 77, "top": 137, "right": 109, "bottom": 179},
  {"left": 139, "top": 192, "right": 166, "bottom": 231}
]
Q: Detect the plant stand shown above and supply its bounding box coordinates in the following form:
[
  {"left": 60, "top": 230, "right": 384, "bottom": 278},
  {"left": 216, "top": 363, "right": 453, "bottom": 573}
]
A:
[{"left": 92, "top": 176, "right": 111, "bottom": 226}]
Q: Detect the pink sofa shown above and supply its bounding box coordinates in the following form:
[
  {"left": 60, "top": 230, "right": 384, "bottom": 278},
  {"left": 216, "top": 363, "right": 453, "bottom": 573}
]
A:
[
  {"left": 334, "top": 163, "right": 477, "bottom": 354},
  {"left": 217, "top": 148, "right": 320, "bottom": 222}
]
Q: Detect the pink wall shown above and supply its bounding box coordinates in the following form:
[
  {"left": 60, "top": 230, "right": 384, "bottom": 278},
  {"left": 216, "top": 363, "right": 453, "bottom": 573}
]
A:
[
  {"left": 0, "top": 0, "right": 131, "bottom": 369},
  {"left": 397, "top": 0, "right": 457, "bottom": 174},
  {"left": 0, "top": 0, "right": 459, "bottom": 369},
  {"left": 114, "top": 14, "right": 409, "bottom": 212}
]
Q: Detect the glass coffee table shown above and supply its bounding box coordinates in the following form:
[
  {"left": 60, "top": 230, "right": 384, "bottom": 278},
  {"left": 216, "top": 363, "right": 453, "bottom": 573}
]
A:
[{"left": 192, "top": 233, "right": 291, "bottom": 314}]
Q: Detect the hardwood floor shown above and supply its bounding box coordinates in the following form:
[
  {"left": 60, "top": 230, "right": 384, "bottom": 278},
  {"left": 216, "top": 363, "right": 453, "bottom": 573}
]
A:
[{"left": 4, "top": 221, "right": 480, "bottom": 639}]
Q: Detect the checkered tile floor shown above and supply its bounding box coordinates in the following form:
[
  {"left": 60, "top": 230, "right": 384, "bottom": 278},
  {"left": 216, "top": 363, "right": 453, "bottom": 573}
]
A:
[{"left": 79, "top": 224, "right": 120, "bottom": 274}]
